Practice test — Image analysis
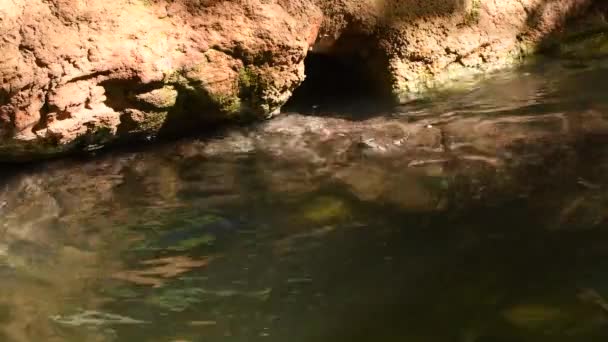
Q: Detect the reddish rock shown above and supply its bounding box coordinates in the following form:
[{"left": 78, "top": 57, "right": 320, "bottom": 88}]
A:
[
  {"left": 0, "top": 0, "right": 321, "bottom": 160},
  {"left": 0, "top": 0, "right": 600, "bottom": 161}
]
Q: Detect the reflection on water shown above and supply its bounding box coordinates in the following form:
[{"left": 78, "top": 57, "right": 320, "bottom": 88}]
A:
[{"left": 3, "top": 60, "right": 608, "bottom": 341}]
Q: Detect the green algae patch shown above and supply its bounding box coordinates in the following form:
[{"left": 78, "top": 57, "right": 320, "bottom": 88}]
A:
[
  {"left": 237, "top": 65, "right": 274, "bottom": 118},
  {"left": 168, "top": 233, "right": 216, "bottom": 252},
  {"left": 130, "top": 212, "right": 231, "bottom": 252},
  {"left": 503, "top": 304, "right": 567, "bottom": 329},
  {"left": 145, "top": 287, "right": 271, "bottom": 312},
  {"left": 501, "top": 300, "right": 606, "bottom": 335},
  {"left": 300, "top": 196, "right": 352, "bottom": 224}
]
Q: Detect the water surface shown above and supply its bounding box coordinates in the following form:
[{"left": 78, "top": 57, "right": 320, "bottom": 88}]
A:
[{"left": 2, "top": 59, "right": 608, "bottom": 341}]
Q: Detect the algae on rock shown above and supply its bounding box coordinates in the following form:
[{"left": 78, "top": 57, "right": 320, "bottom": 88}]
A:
[{"left": 134, "top": 86, "right": 179, "bottom": 110}]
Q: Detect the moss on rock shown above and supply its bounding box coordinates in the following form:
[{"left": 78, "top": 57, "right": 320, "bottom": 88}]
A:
[
  {"left": 0, "top": 139, "right": 66, "bottom": 162},
  {"left": 237, "top": 66, "right": 264, "bottom": 111},
  {"left": 463, "top": 0, "right": 482, "bottom": 26},
  {"left": 118, "top": 109, "right": 169, "bottom": 136},
  {"left": 139, "top": 111, "right": 170, "bottom": 132},
  {"left": 558, "top": 31, "right": 608, "bottom": 59},
  {"left": 134, "top": 86, "right": 178, "bottom": 110}
]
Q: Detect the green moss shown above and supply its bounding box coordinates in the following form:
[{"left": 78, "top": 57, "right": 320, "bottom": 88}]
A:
[
  {"left": 212, "top": 94, "right": 242, "bottom": 115},
  {"left": 164, "top": 68, "right": 185, "bottom": 85},
  {"left": 518, "top": 40, "right": 538, "bottom": 56},
  {"left": 238, "top": 66, "right": 257, "bottom": 90},
  {"left": 139, "top": 111, "right": 169, "bottom": 132},
  {"left": 559, "top": 31, "right": 608, "bottom": 59},
  {"left": 74, "top": 125, "right": 117, "bottom": 151},
  {"left": 162, "top": 64, "right": 274, "bottom": 119},
  {"left": 237, "top": 66, "right": 272, "bottom": 117},
  {"left": 238, "top": 69, "right": 251, "bottom": 88},
  {"left": 165, "top": 65, "right": 244, "bottom": 116},
  {"left": 0, "top": 139, "right": 65, "bottom": 162},
  {"left": 238, "top": 66, "right": 262, "bottom": 103},
  {"left": 463, "top": 0, "right": 481, "bottom": 26},
  {"left": 165, "top": 68, "right": 196, "bottom": 93},
  {"left": 395, "top": 42, "right": 535, "bottom": 103},
  {"left": 135, "top": 86, "right": 178, "bottom": 110}
]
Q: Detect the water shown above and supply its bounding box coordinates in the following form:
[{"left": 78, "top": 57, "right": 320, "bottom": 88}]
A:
[{"left": 3, "top": 59, "right": 608, "bottom": 341}]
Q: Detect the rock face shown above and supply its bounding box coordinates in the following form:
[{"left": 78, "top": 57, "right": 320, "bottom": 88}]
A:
[
  {"left": 0, "top": 0, "right": 602, "bottom": 161},
  {"left": 0, "top": 0, "right": 322, "bottom": 160},
  {"left": 315, "top": 0, "right": 597, "bottom": 95}
]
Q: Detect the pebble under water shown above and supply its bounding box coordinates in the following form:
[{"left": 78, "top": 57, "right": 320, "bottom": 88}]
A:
[{"left": 3, "top": 59, "right": 608, "bottom": 341}]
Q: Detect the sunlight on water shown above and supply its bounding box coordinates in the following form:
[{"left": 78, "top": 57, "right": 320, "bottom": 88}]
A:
[{"left": 2, "top": 60, "right": 608, "bottom": 341}]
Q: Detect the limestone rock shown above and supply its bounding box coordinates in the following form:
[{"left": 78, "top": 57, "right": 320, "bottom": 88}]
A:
[{"left": 0, "top": 0, "right": 600, "bottom": 161}]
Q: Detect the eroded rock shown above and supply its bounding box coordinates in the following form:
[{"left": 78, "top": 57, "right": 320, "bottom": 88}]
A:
[
  {"left": 0, "top": 0, "right": 321, "bottom": 160},
  {"left": 0, "top": 0, "right": 603, "bottom": 161}
]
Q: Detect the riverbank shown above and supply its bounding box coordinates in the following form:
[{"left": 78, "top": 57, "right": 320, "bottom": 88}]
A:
[{"left": 2, "top": 0, "right": 607, "bottom": 162}]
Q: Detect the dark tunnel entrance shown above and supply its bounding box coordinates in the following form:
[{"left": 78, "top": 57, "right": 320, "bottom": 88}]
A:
[{"left": 282, "top": 34, "right": 396, "bottom": 118}]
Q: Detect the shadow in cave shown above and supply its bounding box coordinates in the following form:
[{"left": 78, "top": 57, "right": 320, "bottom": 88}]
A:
[{"left": 282, "top": 34, "right": 396, "bottom": 120}]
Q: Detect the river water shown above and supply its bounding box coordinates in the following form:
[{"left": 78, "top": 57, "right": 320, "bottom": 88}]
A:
[{"left": 2, "top": 59, "right": 608, "bottom": 341}]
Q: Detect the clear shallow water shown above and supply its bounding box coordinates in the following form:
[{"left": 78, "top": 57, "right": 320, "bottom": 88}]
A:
[{"left": 3, "top": 60, "right": 608, "bottom": 341}]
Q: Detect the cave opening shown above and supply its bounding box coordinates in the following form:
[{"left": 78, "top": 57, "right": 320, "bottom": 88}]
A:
[{"left": 282, "top": 33, "right": 396, "bottom": 118}]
